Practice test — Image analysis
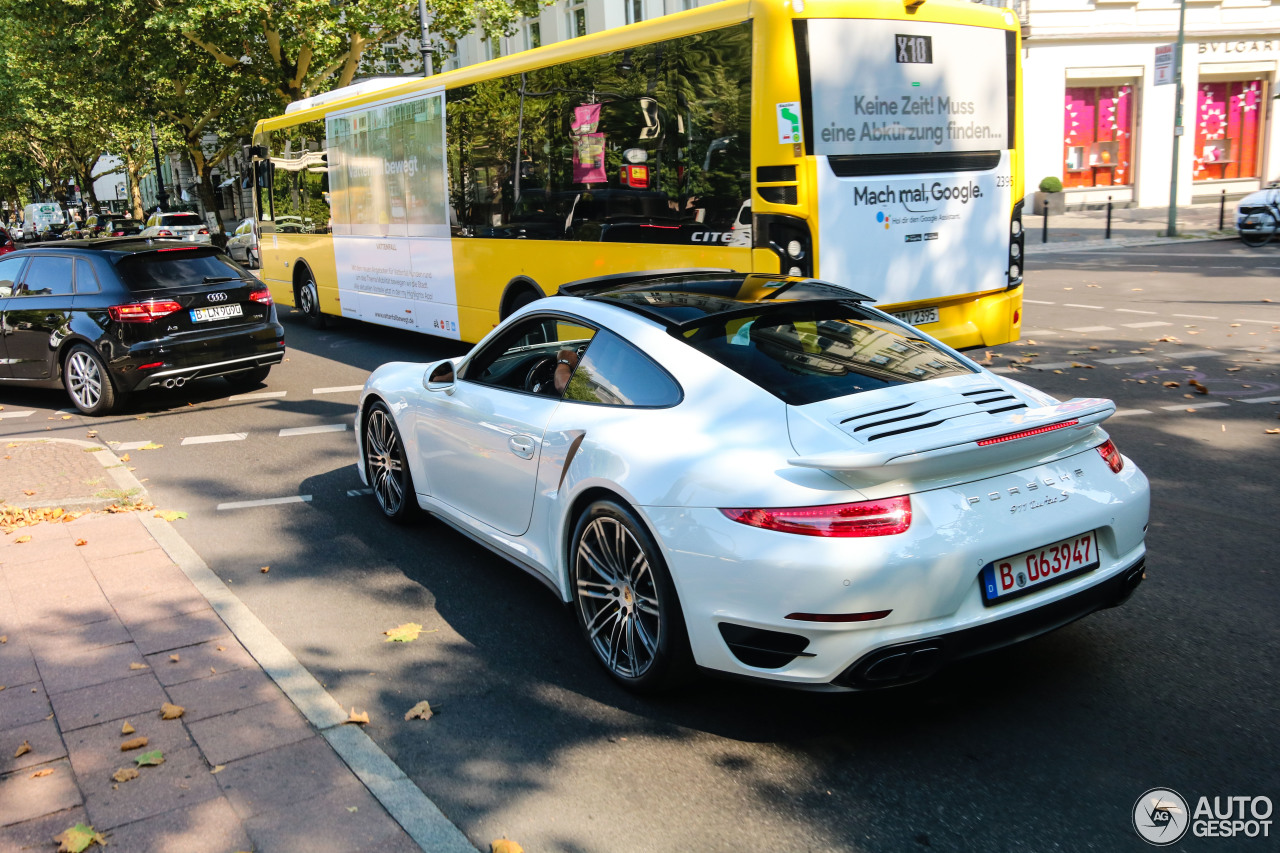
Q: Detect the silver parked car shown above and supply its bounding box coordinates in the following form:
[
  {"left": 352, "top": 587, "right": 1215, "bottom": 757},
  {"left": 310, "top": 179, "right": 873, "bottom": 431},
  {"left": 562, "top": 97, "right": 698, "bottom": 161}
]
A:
[
  {"left": 139, "top": 211, "right": 212, "bottom": 244},
  {"left": 225, "top": 217, "right": 260, "bottom": 268}
]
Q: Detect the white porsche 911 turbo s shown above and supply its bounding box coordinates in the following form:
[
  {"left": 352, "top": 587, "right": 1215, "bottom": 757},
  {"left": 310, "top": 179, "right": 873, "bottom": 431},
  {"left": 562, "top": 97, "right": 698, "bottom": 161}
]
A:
[{"left": 356, "top": 272, "right": 1150, "bottom": 693}]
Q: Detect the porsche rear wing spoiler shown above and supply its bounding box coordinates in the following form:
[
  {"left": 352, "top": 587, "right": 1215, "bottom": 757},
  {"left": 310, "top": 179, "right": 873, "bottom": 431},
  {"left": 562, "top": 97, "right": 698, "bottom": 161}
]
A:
[{"left": 788, "top": 398, "right": 1116, "bottom": 476}]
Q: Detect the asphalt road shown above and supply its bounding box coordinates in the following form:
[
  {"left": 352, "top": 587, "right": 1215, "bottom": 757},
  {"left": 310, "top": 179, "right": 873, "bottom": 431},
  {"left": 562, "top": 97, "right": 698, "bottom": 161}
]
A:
[{"left": 3, "top": 240, "right": 1278, "bottom": 852}]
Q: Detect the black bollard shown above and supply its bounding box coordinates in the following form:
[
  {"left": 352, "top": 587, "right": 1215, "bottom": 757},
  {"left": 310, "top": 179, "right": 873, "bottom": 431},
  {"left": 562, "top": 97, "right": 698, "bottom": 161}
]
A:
[
  {"left": 1219, "top": 189, "right": 1226, "bottom": 231},
  {"left": 1106, "top": 196, "right": 1112, "bottom": 240},
  {"left": 1042, "top": 202, "right": 1049, "bottom": 244}
]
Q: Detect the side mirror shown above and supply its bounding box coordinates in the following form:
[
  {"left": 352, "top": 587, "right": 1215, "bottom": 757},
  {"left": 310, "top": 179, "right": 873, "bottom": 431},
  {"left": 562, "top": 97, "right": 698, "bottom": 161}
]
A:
[{"left": 425, "top": 361, "right": 455, "bottom": 393}]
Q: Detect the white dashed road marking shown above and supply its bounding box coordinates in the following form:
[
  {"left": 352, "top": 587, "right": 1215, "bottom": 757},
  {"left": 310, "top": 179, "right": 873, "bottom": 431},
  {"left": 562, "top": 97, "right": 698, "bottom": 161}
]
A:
[
  {"left": 115, "top": 440, "right": 155, "bottom": 451},
  {"left": 1241, "top": 396, "right": 1280, "bottom": 404},
  {"left": 1064, "top": 303, "right": 1105, "bottom": 310},
  {"left": 1172, "top": 313, "right": 1218, "bottom": 320},
  {"left": 181, "top": 433, "right": 249, "bottom": 446},
  {"left": 1020, "top": 329, "right": 1059, "bottom": 336},
  {"left": 279, "top": 424, "right": 348, "bottom": 437},
  {"left": 1025, "top": 299, "right": 1056, "bottom": 305},
  {"left": 1232, "top": 318, "right": 1280, "bottom": 325},
  {"left": 1097, "top": 356, "right": 1154, "bottom": 365},
  {"left": 1064, "top": 326, "right": 1115, "bottom": 333},
  {"left": 1114, "top": 308, "right": 1159, "bottom": 315},
  {"left": 217, "top": 495, "right": 313, "bottom": 511},
  {"left": 1166, "top": 350, "right": 1226, "bottom": 358},
  {"left": 1122, "top": 321, "right": 1171, "bottom": 328},
  {"left": 313, "top": 385, "right": 365, "bottom": 394},
  {"left": 1025, "top": 362, "right": 1076, "bottom": 370},
  {"left": 0, "top": 410, "right": 35, "bottom": 419},
  {"left": 1161, "top": 402, "right": 1229, "bottom": 412},
  {"left": 229, "top": 391, "right": 288, "bottom": 401}
]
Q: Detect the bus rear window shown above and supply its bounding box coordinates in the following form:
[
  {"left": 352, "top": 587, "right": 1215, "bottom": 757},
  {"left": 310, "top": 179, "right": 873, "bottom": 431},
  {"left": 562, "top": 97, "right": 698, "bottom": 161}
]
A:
[
  {"left": 116, "top": 251, "right": 246, "bottom": 291},
  {"left": 676, "top": 305, "right": 974, "bottom": 406}
]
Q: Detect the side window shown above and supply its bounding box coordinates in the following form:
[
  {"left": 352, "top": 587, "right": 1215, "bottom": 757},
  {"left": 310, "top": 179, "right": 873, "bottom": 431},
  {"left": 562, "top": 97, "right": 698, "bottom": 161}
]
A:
[
  {"left": 270, "top": 119, "right": 332, "bottom": 235},
  {"left": 463, "top": 315, "right": 597, "bottom": 396},
  {"left": 74, "top": 260, "right": 101, "bottom": 294},
  {"left": 0, "top": 256, "right": 27, "bottom": 297},
  {"left": 19, "top": 256, "right": 74, "bottom": 297},
  {"left": 563, "top": 329, "right": 681, "bottom": 407}
]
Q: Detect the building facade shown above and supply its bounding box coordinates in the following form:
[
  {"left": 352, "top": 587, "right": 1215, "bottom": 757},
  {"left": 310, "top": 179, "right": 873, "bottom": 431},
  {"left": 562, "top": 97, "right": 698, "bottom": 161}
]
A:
[{"left": 1021, "top": 0, "right": 1280, "bottom": 207}]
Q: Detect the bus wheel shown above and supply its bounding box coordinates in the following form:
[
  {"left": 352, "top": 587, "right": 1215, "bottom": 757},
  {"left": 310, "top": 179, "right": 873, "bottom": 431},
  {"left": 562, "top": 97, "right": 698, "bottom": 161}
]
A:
[
  {"left": 504, "top": 288, "right": 542, "bottom": 318},
  {"left": 297, "top": 276, "right": 327, "bottom": 329}
]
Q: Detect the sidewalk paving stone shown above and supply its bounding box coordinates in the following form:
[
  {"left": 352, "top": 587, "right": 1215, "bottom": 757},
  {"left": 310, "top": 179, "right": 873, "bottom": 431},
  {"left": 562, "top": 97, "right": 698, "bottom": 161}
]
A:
[
  {"left": 186, "top": 697, "right": 315, "bottom": 766},
  {"left": 64, "top": 714, "right": 197, "bottom": 780},
  {"left": 145, "top": 637, "right": 256, "bottom": 687},
  {"left": 49, "top": 670, "right": 168, "bottom": 732},
  {"left": 35, "top": 641, "right": 151, "bottom": 695},
  {"left": 214, "top": 735, "right": 363, "bottom": 820},
  {"left": 80, "top": 744, "right": 222, "bottom": 830},
  {"left": 0, "top": 642, "right": 40, "bottom": 689},
  {"left": 165, "top": 667, "right": 278, "bottom": 722},
  {"left": 0, "top": 717, "right": 66, "bottom": 775},
  {"left": 130, "top": 608, "right": 231, "bottom": 656},
  {"left": 25, "top": 614, "right": 131, "bottom": 650},
  {"left": 0, "top": 758, "right": 82, "bottom": 828},
  {"left": 112, "top": 576, "right": 210, "bottom": 626},
  {"left": 0, "top": 681, "right": 53, "bottom": 732},
  {"left": 99, "top": 796, "right": 252, "bottom": 853},
  {"left": 0, "top": 805, "right": 91, "bottom": 851},
  {"left": 244, "top": 782, "right": 418, "bottom": 853}
]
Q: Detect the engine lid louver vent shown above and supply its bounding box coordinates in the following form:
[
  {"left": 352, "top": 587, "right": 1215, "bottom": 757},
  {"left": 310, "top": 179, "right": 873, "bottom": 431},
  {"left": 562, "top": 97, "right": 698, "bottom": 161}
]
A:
[{"left": 835, "top": 387, "right": 1028, "bottom": 443}]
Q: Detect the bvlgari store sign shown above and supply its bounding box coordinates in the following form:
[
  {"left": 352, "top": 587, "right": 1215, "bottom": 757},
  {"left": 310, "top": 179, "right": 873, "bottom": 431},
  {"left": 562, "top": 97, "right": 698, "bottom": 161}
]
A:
[{"left": 1198, "top": 40, "right": 1279, "bottom": 55}]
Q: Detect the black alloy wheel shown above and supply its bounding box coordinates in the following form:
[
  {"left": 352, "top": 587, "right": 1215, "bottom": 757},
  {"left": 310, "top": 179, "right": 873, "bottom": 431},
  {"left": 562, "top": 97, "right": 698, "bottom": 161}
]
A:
[
  {"left": 571, "top": 500, "right": 693, "bottom": 692},
  {"left": 364, "top": 401, "right": 415, "bottom": 523},
  {"left": 1240, "top": 209, "right": 1277, "bottom": 247},
  {"left": 297, "top": 274, "right": 327, "bottom": 328}
]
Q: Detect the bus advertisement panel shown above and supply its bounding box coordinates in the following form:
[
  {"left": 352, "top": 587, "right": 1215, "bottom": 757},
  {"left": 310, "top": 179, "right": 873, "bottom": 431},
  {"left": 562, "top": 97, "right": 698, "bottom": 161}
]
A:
[
  {"left": 325, "top": 91, "right": 461, "bottom": 338},
  {"left": 809, "top": 18, "right": 1013, "bottom": 306}
]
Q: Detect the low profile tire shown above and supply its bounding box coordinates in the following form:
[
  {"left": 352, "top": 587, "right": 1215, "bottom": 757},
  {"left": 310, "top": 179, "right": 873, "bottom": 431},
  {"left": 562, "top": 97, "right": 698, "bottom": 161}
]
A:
[
  {"left": 363, "top": 401, "right": 416, "bottom": 524},
  {"left": 504, "top": 288, "right": 541, "bottom": 318},
  {"left": 63, "top": 344, "right": 120, "bottom": 416},
  {"left": 1240, "top": 210, "right": 1276, "bottom": 247},
  {"left": 297, "top": 275, "right": 327, "bottom": 329},
  {"left": 571, "top": 500, "right": 693, "bottom": 693},
  {"left": 225, "top": 365, "right": 270, "bottom": 390},
  {"left": 248, "top": 247, "right": 260, "bottom": 269}
]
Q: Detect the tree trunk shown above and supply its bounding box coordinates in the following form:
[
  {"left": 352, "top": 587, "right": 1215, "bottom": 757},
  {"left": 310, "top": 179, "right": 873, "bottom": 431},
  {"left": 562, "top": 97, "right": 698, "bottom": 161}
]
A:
[{"left": 127, "top": 161, "right": 145, "bottom": 220}]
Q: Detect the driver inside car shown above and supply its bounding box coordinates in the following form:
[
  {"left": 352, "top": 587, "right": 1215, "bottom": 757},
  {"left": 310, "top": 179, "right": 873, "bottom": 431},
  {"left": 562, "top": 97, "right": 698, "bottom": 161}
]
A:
[{"left": 551, "top": 348, "right": 579, "bottom": 395}]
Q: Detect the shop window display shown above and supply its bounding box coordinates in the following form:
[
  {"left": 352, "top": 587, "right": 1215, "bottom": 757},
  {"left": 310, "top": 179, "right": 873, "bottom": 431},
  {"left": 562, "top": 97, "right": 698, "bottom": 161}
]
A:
[
  {"left": 1062, "top": 85, "right": 1133, "bottom": 189},
  {"left": 1194, "top": 80, "right": 1264, "bottom": 181}
]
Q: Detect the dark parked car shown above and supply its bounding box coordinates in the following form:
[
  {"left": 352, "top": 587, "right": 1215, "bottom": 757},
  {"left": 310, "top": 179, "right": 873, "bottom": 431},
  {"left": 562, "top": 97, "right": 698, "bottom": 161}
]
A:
[
  {"left": 0, "top": 239, "right": 285, "bottom": 415},
  {"left": 0, "top": 227, "right": 14, "bottom": 255}
]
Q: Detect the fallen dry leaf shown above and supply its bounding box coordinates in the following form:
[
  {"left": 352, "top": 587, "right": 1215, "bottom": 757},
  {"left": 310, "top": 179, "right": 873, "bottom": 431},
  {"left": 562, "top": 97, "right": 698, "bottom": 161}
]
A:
[
  {"left": 120, "top": 453, "right": 130, "bottom": 462},
  {"left": 74, "top": 539, "right": 87, "bottom": 546},
  {"left": 345, "top": 707, "right": 370, "bottom": 725},
  {"left": 491, "top": 840, "right": 525, "bottom": 853},
  {"left": 60, "top": 415, "right": 71, "bottom": 420},
  {"left": 0, "top": 636, "right": 6, "bottom": 643},
  {"left": 216, "top": 645, "right": 225, "bottom": 652},
  {"left": 404, "top": 700, "right": 435, "bottom": 721},
  {"left": 1266, "top": 428, "right": 1280, "bottom": 435},
  {"left": 260, "top": 566, "right": 270, "bottom": 574},
  {"left": 14, "top": 535, "right": 31, "bottom": 544},
  {"left": 112, "top": 767, "right": 139, "bottom": 783},
  {"left": 1163, "top": 381, "right": 1180, "bottom": 389},
  {"left": 134, "top": 749, "right": 165, "bottom": 767},
  {"left": 160, "top": 702, "right": 185, "bottom": 720},
  {"left": 14, "top": 740, "right": 31, "bottom": 757},
  {"left": 139, "top": 442, "right": 163, "bottom": 450},
  {"left": 120, "top": 737, "right": 149, "bottom": 751},
  {"left": 121, "top": 722, "right": 135, "bottom": 735},
  {"left": 129, "top": 663, "right": 147, "bottom": 671},
  {"left": 383, "top": 623, "right": 423, "bottom": 643},
  {"left": 54, "top": 822, "right": 106, "bottom": 853},
  {"left": 31, "top": 768, "right": 54, "bottom": 777},
  {"left": 169, "top": 654, "right": 180, "bottom": 663},
  {"left": 210, "top": 764, "right": 226, "bottom": 774},
  {"left": 22, "top": 489, "right": 35, "bottom": 496},
  {"left": 154, "top": 510, "right": 188, "bottom": 522}
]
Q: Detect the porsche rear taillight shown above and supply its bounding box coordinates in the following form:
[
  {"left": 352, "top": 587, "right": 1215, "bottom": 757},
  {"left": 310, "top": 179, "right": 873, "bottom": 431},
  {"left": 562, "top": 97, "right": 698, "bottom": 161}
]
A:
[
  {"left": 1097, "top": 439, "right": 1124, "bottom": 473},
  {"left": 108, "top": 301, "right": 182, "bottom": 323},
  {"left": 721, "top": 496, "right": 912, "bottom": 538}
]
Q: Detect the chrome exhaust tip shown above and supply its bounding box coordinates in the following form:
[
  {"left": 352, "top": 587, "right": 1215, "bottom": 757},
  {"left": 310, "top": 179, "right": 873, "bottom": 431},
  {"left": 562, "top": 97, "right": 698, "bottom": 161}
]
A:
[
  {"left": 174, "top": 377, "right": 187, "bottom": 387},
  {"left": 162, "top": 378, "right": 175, "bottom": 389}
]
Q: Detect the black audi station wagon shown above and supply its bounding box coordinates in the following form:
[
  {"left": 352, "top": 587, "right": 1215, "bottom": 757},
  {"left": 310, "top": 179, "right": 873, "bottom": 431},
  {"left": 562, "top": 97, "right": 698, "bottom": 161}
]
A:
[{"left": 0, "top": 239, "right": 285, "bottom": 415}]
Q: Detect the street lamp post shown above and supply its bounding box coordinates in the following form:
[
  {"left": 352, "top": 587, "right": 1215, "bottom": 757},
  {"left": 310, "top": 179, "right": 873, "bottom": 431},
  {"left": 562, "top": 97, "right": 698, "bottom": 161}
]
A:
[
  {"left": 149, "top": 122, "right": 170, "bottom": 213},
  {"left": 418, "top": 0, "right": 434, "bottom": 77},
  {"left": 1166, "top": 0, "right": 1187, "bottom": 237}
]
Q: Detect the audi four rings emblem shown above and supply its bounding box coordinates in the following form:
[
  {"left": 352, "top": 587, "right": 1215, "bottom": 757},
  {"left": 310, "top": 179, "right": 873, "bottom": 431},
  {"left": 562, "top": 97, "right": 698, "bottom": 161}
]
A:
[{"left": 207, "top": 292, "right": 228, "bottom": 302}]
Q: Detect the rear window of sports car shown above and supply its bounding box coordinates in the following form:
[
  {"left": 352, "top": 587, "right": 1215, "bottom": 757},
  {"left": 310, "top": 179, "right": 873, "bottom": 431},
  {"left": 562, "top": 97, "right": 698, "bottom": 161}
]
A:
[{"left": 676, "top": 304, "right": 974, "bottom": 406}]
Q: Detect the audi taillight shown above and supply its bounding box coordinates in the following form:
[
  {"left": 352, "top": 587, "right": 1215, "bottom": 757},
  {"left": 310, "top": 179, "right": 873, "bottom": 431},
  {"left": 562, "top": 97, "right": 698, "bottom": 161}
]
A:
[
  {"left": 721, "top": 496, "right": 911, "bottom": 538},
  {"left": 1097, "top": 439, "right": 1124, "bottom": 473},
  {"left": 108, "top": 301, "right": 182, "bottom": 323},
  {"left": 249, "top": 289, "right": 272, "bottom": 305}
]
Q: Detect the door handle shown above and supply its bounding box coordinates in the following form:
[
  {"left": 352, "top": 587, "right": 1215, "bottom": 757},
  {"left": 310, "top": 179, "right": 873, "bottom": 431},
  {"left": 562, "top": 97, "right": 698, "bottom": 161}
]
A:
[
  {"left": 508, "top": 434, "right": 536, "bottom": 460},
  {"left": 45, "top": 314, "right": 59, "bottom": 323}
]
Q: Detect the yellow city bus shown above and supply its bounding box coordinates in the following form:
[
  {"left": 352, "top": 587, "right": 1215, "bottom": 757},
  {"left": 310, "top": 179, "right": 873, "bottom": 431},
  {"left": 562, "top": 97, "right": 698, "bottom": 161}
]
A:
[{"left": 251, "top": 0, "right": 1024, "bottom": 348}]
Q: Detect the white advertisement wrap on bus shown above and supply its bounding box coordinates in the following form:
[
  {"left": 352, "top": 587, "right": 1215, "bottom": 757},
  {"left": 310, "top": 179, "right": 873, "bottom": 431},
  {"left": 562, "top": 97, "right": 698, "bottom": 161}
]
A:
[
  {"left": 326, "top": 90, "right": 461, "bottom": 339},
  {"left": 809, "top": 19, "right": 1012, "bottom": 305}
]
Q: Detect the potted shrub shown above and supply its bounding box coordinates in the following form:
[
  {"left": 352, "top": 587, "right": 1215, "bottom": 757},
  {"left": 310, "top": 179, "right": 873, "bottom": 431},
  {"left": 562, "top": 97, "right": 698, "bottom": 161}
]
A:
[{"left": 1035, "top": 176, "right": 1065, "bottom": 216}]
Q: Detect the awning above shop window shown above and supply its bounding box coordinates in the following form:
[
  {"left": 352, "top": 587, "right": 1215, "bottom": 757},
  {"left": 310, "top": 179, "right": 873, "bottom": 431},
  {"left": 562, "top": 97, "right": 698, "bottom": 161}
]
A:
[
  {"left": 1200, "top": 61, "right": 1276, "bottom": 79},
  {"left": 1067, "top": 66, "right": 1143, "bottom": 83}
]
